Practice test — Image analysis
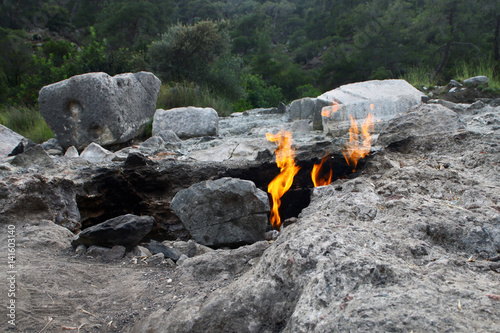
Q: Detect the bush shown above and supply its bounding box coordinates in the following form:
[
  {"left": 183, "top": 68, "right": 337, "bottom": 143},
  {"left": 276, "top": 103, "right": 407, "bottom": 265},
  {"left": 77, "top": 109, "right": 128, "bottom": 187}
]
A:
[
  {"left": 0, "top": 105, "right": 53, "bottom": 143},
  {"left": 156, "top": 82, "right": 234, "bottom": 117},
  {"left": 233, "top": 73, "right": 283, "bottom": 112},
  {"left": 454, "top": 57, "right": 500, "bottom": 91},
  {"left": 399, "top": 66, "right": 436, "bottom": 90}
]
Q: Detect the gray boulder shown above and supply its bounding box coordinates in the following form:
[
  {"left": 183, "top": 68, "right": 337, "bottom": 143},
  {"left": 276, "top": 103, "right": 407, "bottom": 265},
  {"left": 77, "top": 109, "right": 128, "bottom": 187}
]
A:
[
  {"left": 319, "top": 79, "right": 424, "bottom": 137},
  {"left": 153, "top": 107, "right": 219, "bottom": 139},
  {"left": 463, "top": 76, "right": 488, "bottom": 87},
  {"left": 10, "top": 145, "right": 53, "bottom": 167},
  {"left": 0, "top": 124, "right": 24, "bottom": 159},
  {"left": 170, "top": 177, "right": 270, "bottom": 247},
  {"left": 38, "top": 72, "right": 161, "bottom": 150},
  {"left": 287, "top": 97, "right": 332, "bottom": 130},
  {"left": 72, "top": 214, "right": 154, "bottom": 249}
]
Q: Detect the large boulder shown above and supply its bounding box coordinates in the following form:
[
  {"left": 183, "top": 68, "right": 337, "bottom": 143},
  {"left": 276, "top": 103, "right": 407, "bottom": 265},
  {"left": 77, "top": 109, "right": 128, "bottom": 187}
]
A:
[
  {"left": 0, "top": 124, "right": 24, "bottom": 159},
  {"left": 72, "top": 214, "right": 154, "bottom": 249},
  {"left": 170, "top": 177, "right": 270, "bottom": 247},
  {"left": 153, "top": 107, "right": 219, "bottom": 139},
  {"left": 38, "top": 72, "right": 161, "bottom": 150},
  {"left": 319, "top": 79, "right": 424, "bottom": 137}
]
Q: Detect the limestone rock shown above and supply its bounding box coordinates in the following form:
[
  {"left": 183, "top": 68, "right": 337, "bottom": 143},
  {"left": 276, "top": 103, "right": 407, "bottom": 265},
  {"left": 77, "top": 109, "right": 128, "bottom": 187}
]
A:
[
  {"left": 319, "top": 79, "right": 424, "bottom": 137},
  {"left": 38, "top": 71, "right": 161, "bottom": 150},
  {"left": 147, "top": 239, "right": 182, "bottom": 261},
  {"left": 80, "top": 142, "right": 116, "bottom": 162},
  {"left": 376, "top": 103, "right": 465, "bottom": 148},
  {"left": 137, "top": 136, "right": 165, "bottom": 155},
  {"left": 170, "top": 177, "right": 270, "bottom": 247},
  {"left": 463, "top": 76, "right": 488, "bottom": 87},
  {"left": 10, "top": 145, "right": 53, "bottom": 167},
  {"left": 72, "top": 214, "right": 154, "bottom": 249},
  {"left": 287, "top": 97, "right": 332, "bottom": 130},
  {"left": 153, "top": 107, "right": 219, "bottom": 139},
  {"left": 64, "top": 146, "right": 79, "bottom": 158},
  {"left": 0, "top": 124, "right": 24, "bottom": 159}
]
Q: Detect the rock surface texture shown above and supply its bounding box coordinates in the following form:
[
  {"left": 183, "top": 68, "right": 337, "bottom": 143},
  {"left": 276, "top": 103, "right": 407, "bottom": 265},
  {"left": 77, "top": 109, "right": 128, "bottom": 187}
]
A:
[
  {"left": 0, "top": 124, "right": 24, "bottom": 158},
  {"left": 171, "top": 177, "right": 270, "bottom": 247},
  {"left": 153, "top": 107, "right": 219, "bottom": 139},
  {"left": 0, "top": 79, "right": 498, "bottom": 332},
  {"left": 319, "top": 79, "right": 424, "bottom": 137},
  {"left": 38, "top": 71, "right": 161, "bottom": 150}
]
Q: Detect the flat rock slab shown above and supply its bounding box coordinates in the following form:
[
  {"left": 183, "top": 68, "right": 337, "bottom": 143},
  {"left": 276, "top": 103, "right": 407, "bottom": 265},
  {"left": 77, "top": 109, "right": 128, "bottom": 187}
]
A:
[
  {"left": 153, "top": 107, "right": 219, "bottom": 139},
  {"left": 72, "top": 214, "right": 154, "bottom": 249},
  {"left": 318, "top": 79, "right": 424, "bottom": 137},
  {"left": 171, "top": 177, "right": 270, "bottom": 247},
  {"left": 38, "top": 71, "right": 161, "bottom": 150}
]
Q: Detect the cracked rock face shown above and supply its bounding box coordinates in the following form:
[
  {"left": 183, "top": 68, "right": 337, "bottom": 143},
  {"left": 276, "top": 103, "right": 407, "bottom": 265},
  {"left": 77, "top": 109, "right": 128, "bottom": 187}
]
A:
[
  {"left": 171, "top": 177, "right": 270, "bottom": 247},
  {"left": 38, "top": 71, "right": 161, "bottom": 150}
]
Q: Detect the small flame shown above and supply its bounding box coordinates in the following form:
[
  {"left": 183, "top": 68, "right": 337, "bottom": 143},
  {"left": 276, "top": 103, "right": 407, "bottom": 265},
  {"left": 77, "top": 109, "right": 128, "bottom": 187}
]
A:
[
  {"left": 311, "top": 154, "right": 333, "bottom": 187},
  {"left": 266, "top": 130, "right": 301, "bottom": 229},
  {"left": 321, "top": 101, "right": 340, "bottom": 117},
  {"left": 342, "top": 113, "right": 375, "bottom": 172}
]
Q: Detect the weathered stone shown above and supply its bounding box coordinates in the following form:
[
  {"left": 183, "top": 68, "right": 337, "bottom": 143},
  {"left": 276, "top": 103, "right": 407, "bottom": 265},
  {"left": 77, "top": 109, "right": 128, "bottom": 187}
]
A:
[
  {"left": 319, "top": 79, "right": 424, "bottom": 137},
  {"left": 0, "top": 124, "right": 24, "bottom": 159},
  {"left": 154, "top": 129, "right": 182, "bottom": 143},
  {"left": 171, "top": 240, "right": 197, "bottom": 258},
  {"left": 80, "top": 142, "right": 116, "bottom": 162},
  {"left": 86, "top": 245, "right": 111, "bottom": 258},
  {"left": 0, "top": 176, "right": 80, "bottom": 230},
  {"left": 137, "top": 136, "right": 165, "bottom": 155},
  {"left": 147, "top": 239, "right": 182, "bottom": 261},
  {"left": 376, "top": 103, "right": 465, "bottom": 148},
  {"left": 8, "top": 138, "right": 36, "bottom": 157},
  {"left": 15, "top": 219, "right": 74, "bottom": 250},
  {"left": 38, "top": 71, "right": 161, "bottom": 150},
  {"left": 146, "top": 253, "right": 165, "bottom": 265},
  {"left": 105, "top": 245, "right": 126, "bottom": 261},
  {"left": 64, "top": 146, "right": 79, "bottom": 158},
  {"left": 72, "top": 214, "right": 154, "bottom": 249},
  {"left": 153, "top": 107, "right": 219, "bottom": 139},
  {"left": 10, "top": 145, "right": 53, "bottom": 167},
  {"left": 287, "top": 97, "right": 332, "bottom": 130},
  {"left": 171, "top": 177, "right": 270, "bottom": 247},
  {"left": 41, "top": 138, "right": 64, "bottom": 155},
  {"left": 133, "top": 245, "right": 152, "bottom": 257},
  {"left": 463, "top": 76, "right": 489, "bottom": 87}
]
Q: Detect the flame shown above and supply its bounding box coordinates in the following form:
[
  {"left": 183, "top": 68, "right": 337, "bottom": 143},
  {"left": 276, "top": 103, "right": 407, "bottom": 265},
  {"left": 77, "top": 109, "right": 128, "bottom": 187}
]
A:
[
  {"left": 321, "top": 101, "right": 340, "bottom": 117},
  {"left": 311, "top": 154, "right": 333, "bottom": 187},
  {"left": 266, "top": 130, "right": 301, "bottom": 229},
  {"left": 342, "top": 113, "right": 375, "bottom": 172}
]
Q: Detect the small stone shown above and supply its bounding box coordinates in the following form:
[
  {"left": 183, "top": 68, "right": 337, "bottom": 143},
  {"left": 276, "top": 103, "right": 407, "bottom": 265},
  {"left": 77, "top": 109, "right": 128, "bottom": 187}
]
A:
[
  {"left": 80, "top": 143, "right": 116, "bottom": 162},
  {"left": 75, "top": 244, "right": 87, "bottom": 256},
  {"left": 86, "top": 245, "right": 111, "bottom": 258},
  {"left": 64, "top": 146, "right": 79, "bottom": 158},
  {"left": 463, "top": 76, "right": 488, "bottom": 87},
  {"left": 10, "top": 145, "right": 53, "bottom": 167},
  {"left": 134, "top": 245, "right": 152, "bottom": 257},
  {"left": 176, "top": 254, "right": 189, "bottom": 266},
  {"left": 105, "top": 245, "right": 126, "bottom": 261},
  {"left": 265, "top": 230, "right": 280, "bottom": 241},
  {"left": 172, "top": 240, "right": 197, "bottom": 258},
  {"left": 147, "top": 253, "right": 165, "bottom": 265},
  {"left": 148, "top": 240, "right": 182, "bottom": 261}
]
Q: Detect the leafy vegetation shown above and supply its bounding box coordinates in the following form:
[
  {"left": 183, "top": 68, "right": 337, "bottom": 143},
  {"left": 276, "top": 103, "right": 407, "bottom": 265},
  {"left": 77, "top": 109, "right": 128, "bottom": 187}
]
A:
[
  {"left": 0, "top": 0, "right": 498, "bottom": 136},
  {"left": 0, "top": 105, "right": 53, "bottom": 143}
]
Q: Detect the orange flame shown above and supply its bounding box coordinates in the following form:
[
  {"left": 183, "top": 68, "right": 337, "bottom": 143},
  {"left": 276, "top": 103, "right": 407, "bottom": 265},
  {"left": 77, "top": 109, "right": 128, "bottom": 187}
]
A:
[
  {"left": 266, "top": 130, "right": 301, "bottom": 229},
  {"left": 342, "top": 113, "right": 375, "bottom": 172},
  {"left": 321, "top": 101, "right": 340, "bottom": 117},
  {"left": 311, "top": 154, "right": 332, "bottom": 187}
]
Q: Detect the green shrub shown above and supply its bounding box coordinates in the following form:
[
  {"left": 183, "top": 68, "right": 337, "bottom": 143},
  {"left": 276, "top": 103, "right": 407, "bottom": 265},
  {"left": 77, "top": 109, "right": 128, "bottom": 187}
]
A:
[
  {"left": 454, "top": 57, "right": 500, "bottom": 91},
  {"left": 0, "top": 105, "right": 53, "bottom": 143},
  {"left": 233, "top": 73, "right": 283, "bottom": 112},
  {"left": 399, "top": 66, "right": 436, "bottom": 90},
  {"left": 156, "top": 82, "right": 234, "bottom": 117}
]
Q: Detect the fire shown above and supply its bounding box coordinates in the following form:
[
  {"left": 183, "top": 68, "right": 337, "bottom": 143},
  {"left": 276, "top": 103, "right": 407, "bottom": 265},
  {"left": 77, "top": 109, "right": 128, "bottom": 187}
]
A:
[
  {"left": 311, "top": 154, "right": 332, "bottom": 187},
  {"left": 342, "top": 113, "right": 375, "bottom": 172},
  {"left": 321, "top": 101, "right": 340, "bottom": 117},
  {"left": 266, "top": 130, "right": 301, "bottom": 229}
]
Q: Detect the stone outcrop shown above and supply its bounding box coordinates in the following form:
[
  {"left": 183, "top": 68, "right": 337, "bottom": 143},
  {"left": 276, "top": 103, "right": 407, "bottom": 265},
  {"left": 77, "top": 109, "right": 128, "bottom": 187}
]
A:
[
  {"left": 287, "top": 97, "right": 332, "bottom": 130},
  {"left": 171, "top": 177, "right": 270, "bottom": 247},
  {"left": 0, "top": 124, "right": 24, "bottom": 158},
  {"left": 72, "top": 214, "right": 154, "bottom": 249},
  {"left": 153, "top": 107, "right": 219, "bottom": 139},
  {"left": 38, "top": 71, "right": 161, "bottom": 150},
  {"left": 318, "top": 79, "right": 424, "bottom": 137}
]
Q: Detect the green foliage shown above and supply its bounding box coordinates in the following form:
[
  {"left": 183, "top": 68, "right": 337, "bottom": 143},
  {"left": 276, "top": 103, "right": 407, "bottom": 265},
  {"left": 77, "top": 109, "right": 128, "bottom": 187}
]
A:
[
  {"left": 399, "top": 66, "right": 437, "bottom": 90},
  {"left": 156, "top": 82, "right": 234, "bottom": 117},
  {"left": 0, "top": 105, "right": 53, "bottom": 143},
  {"left": 234, "top": 74, "right": 283, "bottom": 112},
  {"left": 454, "top": 57, "right": 500, "bottom": 90}
]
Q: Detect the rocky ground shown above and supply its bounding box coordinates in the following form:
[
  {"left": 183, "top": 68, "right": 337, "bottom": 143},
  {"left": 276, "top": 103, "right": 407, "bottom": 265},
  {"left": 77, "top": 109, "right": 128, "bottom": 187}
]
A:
[{"left": 1, "top": 97, "right": 499, "bottom": 332}]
